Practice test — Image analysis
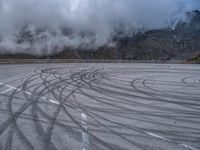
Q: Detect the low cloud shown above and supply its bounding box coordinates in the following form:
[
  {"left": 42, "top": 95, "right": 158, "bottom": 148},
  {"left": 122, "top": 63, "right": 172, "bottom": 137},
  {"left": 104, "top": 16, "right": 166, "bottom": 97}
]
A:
[{"left": 0, "top": 0, "right": 199, "bottom": 55}]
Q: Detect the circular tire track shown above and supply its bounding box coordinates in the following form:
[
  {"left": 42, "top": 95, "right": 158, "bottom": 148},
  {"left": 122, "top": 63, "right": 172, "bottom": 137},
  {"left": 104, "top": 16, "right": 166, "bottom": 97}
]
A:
[{"left": 0, "top": 64, "right": 199, "bottom": 150}]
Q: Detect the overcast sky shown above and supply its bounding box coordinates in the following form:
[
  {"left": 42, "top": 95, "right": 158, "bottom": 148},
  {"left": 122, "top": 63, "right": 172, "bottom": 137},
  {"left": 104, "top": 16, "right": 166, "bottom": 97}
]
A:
[{"left": 0, "top": 0, "right": 199, "bottom": 54}]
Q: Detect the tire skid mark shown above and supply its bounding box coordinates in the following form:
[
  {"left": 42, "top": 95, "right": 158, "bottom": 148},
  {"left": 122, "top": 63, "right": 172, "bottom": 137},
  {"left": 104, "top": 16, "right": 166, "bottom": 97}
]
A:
[{"left": 0, "top": 65, "right": 199, "bottom": 150}]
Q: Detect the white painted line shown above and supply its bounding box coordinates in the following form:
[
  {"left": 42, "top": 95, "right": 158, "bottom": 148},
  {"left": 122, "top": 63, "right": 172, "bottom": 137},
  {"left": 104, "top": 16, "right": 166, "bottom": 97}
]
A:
[
  {"left": 146, "top": 132, "right": 171, "bottom": 142},
  {"left": 6, "top": 84, "right": 16, "bottom": 89},
  {"left": 0, "top": 81, "right": 59, "bottom": 105},
  {"left": 0, "top": 82, "right": 18, "bottom": 90},
  {"left": 25, "top": 91, "right": 32, "bottom": 95},
  {"left": 82, "top": 113, "right": 87, "bottom": 120},
  {"left": 178, "top": 144, "right": 198, "bottom": 150},
  {"left": 49, "top": 99, "right": 60, "bottom": 105},
  {"left": 146, "top": 132, "right": 198, "bottom": 150},
  {"left": 0, "top": 87, "right": 14, "bottom": 94},
  {"left": 81, "top": 113, "right": 89, "bottom": 150}
]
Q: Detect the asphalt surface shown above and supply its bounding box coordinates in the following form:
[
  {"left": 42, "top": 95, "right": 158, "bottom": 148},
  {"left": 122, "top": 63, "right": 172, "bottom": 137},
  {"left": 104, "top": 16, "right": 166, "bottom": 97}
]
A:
[{"left": 0, "top": 63, "right": 199, "bottom": 150}]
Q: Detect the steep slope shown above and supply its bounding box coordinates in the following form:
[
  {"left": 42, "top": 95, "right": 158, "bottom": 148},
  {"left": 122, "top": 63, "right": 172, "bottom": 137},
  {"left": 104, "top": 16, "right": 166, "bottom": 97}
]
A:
[
  {"left": 116, "top": 10, "right": 200, "bottom": 60},
  {"left": 0, "top": 10, "right": 200, "bottom": 62}
]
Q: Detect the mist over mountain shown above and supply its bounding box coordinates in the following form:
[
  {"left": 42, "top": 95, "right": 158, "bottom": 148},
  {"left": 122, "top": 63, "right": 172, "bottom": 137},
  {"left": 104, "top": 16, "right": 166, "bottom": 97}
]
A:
[
  {"left": 116, "top": 10, "right": 200, "bottom": 60},
  {"left": 0, "top": 0, "right": 200, "bottom": 55}
]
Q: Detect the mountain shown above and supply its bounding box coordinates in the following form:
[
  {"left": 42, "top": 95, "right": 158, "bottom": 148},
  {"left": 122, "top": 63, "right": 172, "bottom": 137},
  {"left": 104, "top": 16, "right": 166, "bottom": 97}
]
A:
[
  {"left": 0, "top": 10, "right": 200, "bottom": 62},
  {"left": 52, "top": 10, "right": 200, "bottom": 61},
  {"left": 110, "top": 10, "right": 200, "bottom": 60}
]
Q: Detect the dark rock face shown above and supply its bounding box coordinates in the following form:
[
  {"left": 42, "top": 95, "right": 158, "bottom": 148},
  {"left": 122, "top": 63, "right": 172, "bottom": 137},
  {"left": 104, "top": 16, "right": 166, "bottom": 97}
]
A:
[
  {"left": 0, "top": 10, "right": 200, "bottom": 61},
  {"left": 114, "top": 10, "right": 200, "bottom": 60}
]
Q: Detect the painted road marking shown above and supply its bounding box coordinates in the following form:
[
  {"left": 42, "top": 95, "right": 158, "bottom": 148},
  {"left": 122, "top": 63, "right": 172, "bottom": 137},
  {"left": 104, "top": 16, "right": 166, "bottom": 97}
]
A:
[
  {"left": 0, "top": 87, "right": 14, "bottom": 94},
  {"left": 146, "top": 132, "right": 171, "bottom": 142},
  {"left": 146, "top": 132, "right": 198, "bottom": 150},
  {"left": 0, "top": 81, "right": 59, "bottom": 105},
  {"left": 178, "top": 144, "right": 198, "bottom": 150},
  {"left": 49, "top": 99, "right": 60, "bottom": 105},
  {"left": 0, "top": 82, "right": 20, "bottom": 91},
  {"left": 81, "top": 113, "right": 89, "bottom": 150}
]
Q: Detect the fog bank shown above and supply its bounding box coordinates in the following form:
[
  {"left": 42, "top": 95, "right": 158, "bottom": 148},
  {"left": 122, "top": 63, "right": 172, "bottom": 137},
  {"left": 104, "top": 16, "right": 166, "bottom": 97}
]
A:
[{"left": 0, "top": 0, "right": 199, "bottom": 55}]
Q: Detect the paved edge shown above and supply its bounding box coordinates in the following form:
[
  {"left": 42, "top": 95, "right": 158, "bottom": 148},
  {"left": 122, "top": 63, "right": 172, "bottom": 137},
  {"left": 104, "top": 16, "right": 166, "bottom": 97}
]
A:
[{"left": 0, "top": 59, "right": 187, "bottom": 64}]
